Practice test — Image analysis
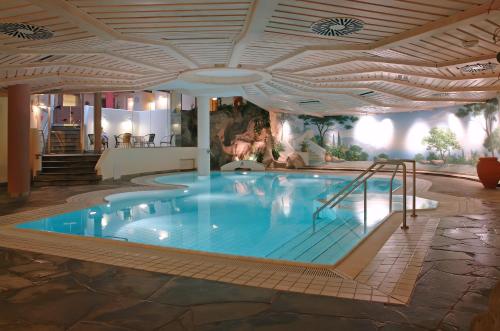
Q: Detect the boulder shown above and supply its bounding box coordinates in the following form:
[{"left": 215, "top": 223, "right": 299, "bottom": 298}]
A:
[{"left": 286, "top": 153, "right": 306, "bottom": 169}]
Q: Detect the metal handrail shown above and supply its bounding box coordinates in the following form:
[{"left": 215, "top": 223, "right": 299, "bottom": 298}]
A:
[{"left": 313, "top": 159, "right": 417, "bottom": 231}]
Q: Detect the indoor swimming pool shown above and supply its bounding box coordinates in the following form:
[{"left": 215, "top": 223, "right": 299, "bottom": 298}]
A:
[{"left": 17, "top": 172, "right": 403, "bottom": 265}]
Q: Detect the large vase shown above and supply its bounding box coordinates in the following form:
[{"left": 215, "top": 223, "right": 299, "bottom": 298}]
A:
[{"left": 476, "top": 157, "right": 500, "bottom": 189}]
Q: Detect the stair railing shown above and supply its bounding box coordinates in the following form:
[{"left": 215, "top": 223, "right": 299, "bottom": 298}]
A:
[{"left": 313, "top": 159, "right": 417, "bottom": 231}]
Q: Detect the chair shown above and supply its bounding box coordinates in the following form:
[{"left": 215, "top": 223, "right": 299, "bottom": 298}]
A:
[
  {"left": 160, "top": 134, "right": 175, "bottom": 147},
  {"left": 145, "top": 133, "right": 155, "bottom": 147},
  {"left": 102, "top": 135, "right": 109, "bottom": 149},
  {"left": 122, "top": 133, "right": 132, "bottom": 148},
  {"left": 115, "top": 133, "right": 132, "bottom": 148},
  {"left": 88, "top": 134, "right": 95, "bottom": 147},
  {"left": 89, "top": 133, "right": 108, "bottom": 150},
  {"left": 114, "top": 134, "right": 122, "bottom": 148}
]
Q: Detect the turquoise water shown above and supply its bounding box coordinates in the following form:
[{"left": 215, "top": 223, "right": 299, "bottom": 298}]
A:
[{"left": 17, "top": 172, "right": 400, "bottom": 265}]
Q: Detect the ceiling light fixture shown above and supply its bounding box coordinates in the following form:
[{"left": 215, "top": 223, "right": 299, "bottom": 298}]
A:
[
  {"left": 310, "top": 17, "right": 364, "bottom": 37},
  {"left": 0, "top": 23, "right": 53, "bottom": 40},
  {"left": 459, "top": 62, "right": 497, "bottom": 73}
]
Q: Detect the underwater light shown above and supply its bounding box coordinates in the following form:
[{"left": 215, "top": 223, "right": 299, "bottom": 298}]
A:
[
  {"left": 242, "top": 172, "right": 248, "bottom": 175},
  {"left": 139, "top": 203, "right": 148, "bottom": 209},
  {"left": 313, "top": 174, "right": 319, "bottom": 178},
  {"left": 212, "top": 224, "right": 219, "bottom": 229},
  {"left": 158, "top": 231, "right": 169, "bottom": 240},
  {"left": 89, "top": 211, "right": 96, "bottom": 216},
  {"left": 183, "top": 190, "right": 189, "bottom": 193}
]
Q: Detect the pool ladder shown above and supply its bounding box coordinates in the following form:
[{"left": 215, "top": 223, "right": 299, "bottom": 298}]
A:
[{"left": 312, "top": 159, "right": 417, "bottom": 231}]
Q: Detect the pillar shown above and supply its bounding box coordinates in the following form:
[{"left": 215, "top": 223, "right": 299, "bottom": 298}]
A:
[
  {"left": 7, "top": 84, "right": 31, "bottom": 198},
  {"left": 94, "top": 92, "right": 102, "bottom": 153},
  {"left": 197, "top": 96, "right": 210, "bottom": 176}
]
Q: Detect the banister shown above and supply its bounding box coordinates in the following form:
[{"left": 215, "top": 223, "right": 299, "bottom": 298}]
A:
[{"left": 312, "top": 159, "right": 416, "bottom": 231}]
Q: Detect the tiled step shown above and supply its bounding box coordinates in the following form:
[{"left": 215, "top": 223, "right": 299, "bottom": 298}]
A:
[
  {"left": 32, "top": 179, "right": 100, "bottom": 187},
  {"left": 294, "top": 219, "right": 363, "bottom": 262},
  {"left": 35, "top": 173, "right": 101, "bottom": 181},
  {"left": 42, "top": 154, "right": 100, "bottom": 161},
  {"left": 34, "top": 153, "right": 101, "bottom": 187},
  {"left": 41, "top": 166, "right": 96, "bottom": 174}
]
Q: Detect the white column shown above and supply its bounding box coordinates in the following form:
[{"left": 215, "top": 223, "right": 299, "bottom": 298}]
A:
[{"left": 197, "top": 96, "right": 210, "bottom": 176}]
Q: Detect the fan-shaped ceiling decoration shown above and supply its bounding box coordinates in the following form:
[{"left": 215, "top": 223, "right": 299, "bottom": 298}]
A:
[
  {"left": 310, "top": 17, "right": 364, "bottom": 36},
  {"left": 459, "top": 62, "right": 497, "bottom": 73},
  {"left": 0, "top": 23, "right": 53, "bottom": 40}
]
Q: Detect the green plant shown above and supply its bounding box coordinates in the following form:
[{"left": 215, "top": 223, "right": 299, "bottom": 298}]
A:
[
  {"left": 345, "top": 145, "right": 368, "bottom": 161},
  {"left": 414, "top": 153, "right": 425, "bottom": 162},
  {"left": 483, "top": 128, "right": 500, "bottom": 156},
  {"left": 299, "top": 115, "right": 358, "bottom": 147},
  {"left": 422, "top": 127, "right": 461, "bottom": 162},
  {"left": 375, "top": 153, "right": 389, "bottom": 160},
  {"left": 272, "top": 148, "right": 280, "bottom": 160},
  {"left": 275, "top": 142, "right": 285, "bottom": 152},
  {"left": 426, "top": 152, "right": 439, "bottom": 161},
  {"left": 300, "top": 141, "right": 308, "bottom": 152},
  {"left": 255, "top": 151, "right": 264, "bottom": 163}
]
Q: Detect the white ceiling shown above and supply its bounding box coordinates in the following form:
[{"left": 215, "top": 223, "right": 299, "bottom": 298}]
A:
[{"left": 1, "top": 0, "right": 500, "bottom": 115}]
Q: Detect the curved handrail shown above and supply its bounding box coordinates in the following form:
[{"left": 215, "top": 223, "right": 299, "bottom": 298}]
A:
[{"left": 312, "top": 159, "right": 416, "bottom": 230}]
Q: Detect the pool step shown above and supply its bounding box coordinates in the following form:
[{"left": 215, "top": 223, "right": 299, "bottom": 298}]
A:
[
  {"left": 295, "top": 220, "right": 364, "bottom": 263},
  {"left": 266, "top": 210, "right": 354, "bottom": 259},
  {"left": 270, "top": 215, "right": 362, "bottom": 263}
]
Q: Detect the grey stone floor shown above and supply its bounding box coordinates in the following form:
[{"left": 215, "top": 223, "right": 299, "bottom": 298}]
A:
[{"left": 0, "top": 176, "right": 499, "bottom": 331}]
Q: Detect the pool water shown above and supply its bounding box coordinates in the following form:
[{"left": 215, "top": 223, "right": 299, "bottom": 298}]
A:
[{"left": 17, "top": 172, "right": 401, "bottom": 265}]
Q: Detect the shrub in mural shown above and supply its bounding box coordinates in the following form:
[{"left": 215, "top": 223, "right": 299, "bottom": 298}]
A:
[
  {"left": 298, "top": 115, "right": 358, "bottom": 147},
  {"left": 456, "top": 98, "right": 499, "bottom": 156},
  {"left": 422, "top": 127, "right": 461, "bottom": 163}
]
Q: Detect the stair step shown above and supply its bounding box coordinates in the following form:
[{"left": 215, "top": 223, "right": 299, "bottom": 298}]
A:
[
  {"left": 35, "top": 173, "right": 101, "bottom": 181},
  {"left": 32, "top": 179, "right": 100, "bottom": 187},
  {"left": 266, "top": 218, "right": 344, "bottom": 259},
  {"left": 40, "top": 168, "right": 96, "bottom": 174},
  {"left": 42, "top": 154, "right": 100, "bottom": 161},
  {"left": 295, "top": 218, "right": 362, "bottom": 262},
  {"left": 42, "top": 161, "right": 98, "bottom": 168}
]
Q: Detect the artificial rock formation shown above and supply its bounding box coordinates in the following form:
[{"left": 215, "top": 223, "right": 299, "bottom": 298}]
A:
[{"left": 286, "top": 153, "right": 306, "bottom": 169}]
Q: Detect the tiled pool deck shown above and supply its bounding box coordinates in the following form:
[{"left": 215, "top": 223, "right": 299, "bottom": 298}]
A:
[{"left": 0, "top": 172, "right": 499, "bottom": 330}]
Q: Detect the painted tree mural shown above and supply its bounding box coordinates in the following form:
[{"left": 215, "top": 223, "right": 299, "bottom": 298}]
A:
[
  {"left": 298, "top": 115, "right": 358, "bottom": 147},
  {"left": 422, "top": 127, "right": 461, "bottom": 162},
  {"left": 456, "top": 98, "right": 499, "bottom": 156}
]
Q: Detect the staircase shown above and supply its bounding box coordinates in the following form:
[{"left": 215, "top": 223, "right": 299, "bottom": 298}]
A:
[
  {"left": 33, "top": 154, "right": 101, "bottom": 187},
  {"left": 49, "top": 126, "right": 81, "bottom": 154},
  {"left": 305, "top": 140, "right": 326, "bottom": 165}
]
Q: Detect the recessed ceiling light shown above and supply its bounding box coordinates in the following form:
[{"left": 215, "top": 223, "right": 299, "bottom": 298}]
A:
[
  {"left": 310, "top": 17, "right": 364, "bottom": 37},
  {"left": 459, "top": 62, "right": 497, "bottom": 73},
  {"left": 0, "top": 23, "right": 53, "bottom": 40}
]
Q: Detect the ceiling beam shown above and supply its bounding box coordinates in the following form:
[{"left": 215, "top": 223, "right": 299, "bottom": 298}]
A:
[
  {"left": 228, "top": 0, "right": 280, "bottom": 67},
  {"left": 275, "top": 69, "right": 500, "bottom": 82},
  {"left": 291, "top": 54, "right": 497, "bottom": 75},
  {"left": 27, "top": 0, "right": 199, "bottom": 69},
  {"left": 278, "top": 74, "right": 500, "bottom": 93},
  {"left": 265, "top": 1, "right": 500, "bottom": 71}
]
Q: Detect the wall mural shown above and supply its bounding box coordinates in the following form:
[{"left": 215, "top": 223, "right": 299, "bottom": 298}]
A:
[
  {"left": 272, "top": 98, "right": 500, "bottom": 177},
  {"left": 179, "top": 98, "right": 500, "bottom": 178}
]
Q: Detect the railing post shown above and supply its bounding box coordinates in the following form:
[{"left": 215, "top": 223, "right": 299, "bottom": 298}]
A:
[
  {"left": 411, "top": 160, "right": 417, "bottom": 218},
  {"left": 401, "top": 163, "right": 409, "bottom": 230},
  {"left": 363, "top": 180, "right": 367, "bottom": 233}
]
